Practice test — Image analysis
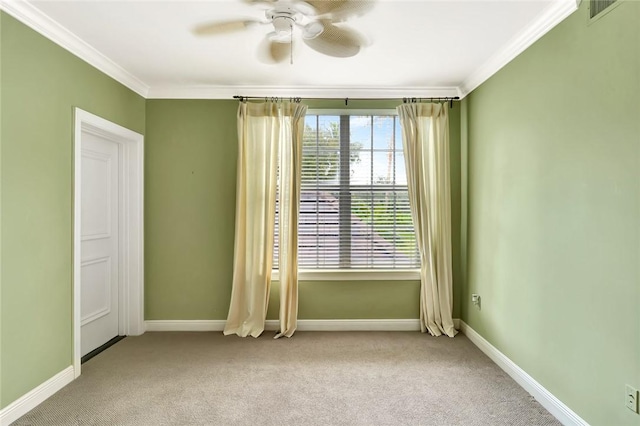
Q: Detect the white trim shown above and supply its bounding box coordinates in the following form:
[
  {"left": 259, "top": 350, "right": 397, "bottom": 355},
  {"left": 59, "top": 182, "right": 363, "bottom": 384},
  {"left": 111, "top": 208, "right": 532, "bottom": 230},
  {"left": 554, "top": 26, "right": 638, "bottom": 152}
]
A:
[
  {"left": 0, "top": 366, "right": 74, "bottom": 426},
  {"left": 272, "top": 269, "right": 421, "bottom": 282},
  {"left": 307, "top": 109, "right": 398, "bottom": 116},
  {"left": 145, "top": 320, "right": 227, "bottom": 332},
  {"left": 145, "top": 319, "right": 461, "bottom": 332},
  {"left": 146, "top": 85, "right": 462, "bottom": 100},
  {"left": 459, "top": 321, "right": 590, "bottom": 426},
  {"left": 458, "top": 0, "right": 578, "bottom": 97},
  {"left": 73, "top": 108, "right": 145, "bottom": 378},
  {"left": 0, "top": 0, "right": 149, "bottom": 97}
]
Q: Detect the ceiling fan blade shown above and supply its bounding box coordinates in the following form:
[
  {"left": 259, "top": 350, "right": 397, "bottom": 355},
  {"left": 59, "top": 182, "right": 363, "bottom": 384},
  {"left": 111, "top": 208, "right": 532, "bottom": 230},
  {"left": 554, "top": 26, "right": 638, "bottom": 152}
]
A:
[
  {"left": 241, "top": 0, "right": 277, "bottom": 4},
  {"left": 258, "top": 36, "right": 291, "bottom": 64},
  {"left": 303, "top": 22, "right": 363, "bottom": 58},
  {"left": 241, "top": 0, "right": 278, "bottom": 10},
  {"left": 193, "top": 20, "right": 258, "bottom": 36},
  {"left": 269, "top": 40, "right": 291, "bottom": 63},
  {"left": 308, "top": 0, "right": 375, "bottom": 22}
]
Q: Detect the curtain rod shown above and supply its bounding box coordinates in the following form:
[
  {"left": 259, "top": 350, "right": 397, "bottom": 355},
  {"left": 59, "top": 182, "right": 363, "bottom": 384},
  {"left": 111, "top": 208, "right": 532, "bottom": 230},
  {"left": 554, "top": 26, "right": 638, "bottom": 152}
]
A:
[{"left": 232, "top": 95, "right": 460, "bottom": 108}]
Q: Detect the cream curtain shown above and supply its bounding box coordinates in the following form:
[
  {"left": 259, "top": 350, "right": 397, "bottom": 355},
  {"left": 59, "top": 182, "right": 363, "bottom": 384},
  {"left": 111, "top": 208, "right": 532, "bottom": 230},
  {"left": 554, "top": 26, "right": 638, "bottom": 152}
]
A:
[
  {"left": 224, "top": 101, "right": 307, "bottom": 338},
  {"left": 397, "top": 103, "right": 457, "bottom": 338},
  {"left": 275, "top": 103, "right": 306, "bottom": 338}
]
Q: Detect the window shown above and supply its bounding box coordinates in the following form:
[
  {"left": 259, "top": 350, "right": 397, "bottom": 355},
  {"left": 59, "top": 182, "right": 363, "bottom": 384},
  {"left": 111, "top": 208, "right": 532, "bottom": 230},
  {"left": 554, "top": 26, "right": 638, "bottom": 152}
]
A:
[{"left": 274, "top": 111, "right": 419, "bottom": 274}]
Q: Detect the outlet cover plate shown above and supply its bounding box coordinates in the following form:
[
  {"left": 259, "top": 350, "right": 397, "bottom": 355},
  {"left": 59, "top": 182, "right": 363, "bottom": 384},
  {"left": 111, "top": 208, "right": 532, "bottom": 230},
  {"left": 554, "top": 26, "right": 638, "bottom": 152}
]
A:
[{"left": 626, "top": 385, "right": 639, "bottom": 413}]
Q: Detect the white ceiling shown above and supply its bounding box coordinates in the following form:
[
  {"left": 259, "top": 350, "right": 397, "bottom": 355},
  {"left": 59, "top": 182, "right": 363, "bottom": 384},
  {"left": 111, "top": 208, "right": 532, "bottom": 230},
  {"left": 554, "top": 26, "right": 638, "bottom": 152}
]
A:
[{"left": 3, "top": 0, "right": 577, "bottom": 99}]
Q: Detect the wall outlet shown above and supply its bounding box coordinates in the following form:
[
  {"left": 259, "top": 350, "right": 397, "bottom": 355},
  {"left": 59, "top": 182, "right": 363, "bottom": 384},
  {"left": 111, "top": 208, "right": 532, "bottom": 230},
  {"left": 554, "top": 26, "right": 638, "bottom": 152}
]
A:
[
  {"left": 471, "top": 294, "right": 481, "bottom": 310},
  {"left": 626, "top": 385, "right": 639, "bottom": 413}
]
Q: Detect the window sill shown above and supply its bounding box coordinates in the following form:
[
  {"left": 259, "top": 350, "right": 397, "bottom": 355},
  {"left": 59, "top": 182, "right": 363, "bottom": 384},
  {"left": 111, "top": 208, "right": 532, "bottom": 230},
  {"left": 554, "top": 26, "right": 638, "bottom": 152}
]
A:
[{"left": 271, "top": 269, "right": 420, "bottom": 281}]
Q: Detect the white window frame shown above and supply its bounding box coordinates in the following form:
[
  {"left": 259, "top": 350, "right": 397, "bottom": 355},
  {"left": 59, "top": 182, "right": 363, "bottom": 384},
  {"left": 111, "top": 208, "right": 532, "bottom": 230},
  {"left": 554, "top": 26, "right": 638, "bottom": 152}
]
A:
[
  {"left": 272, "top": 269, "right": 421, "bottom": 281},
  {"left": 274, "top": 108, "right": 420, "bottom": 281}
]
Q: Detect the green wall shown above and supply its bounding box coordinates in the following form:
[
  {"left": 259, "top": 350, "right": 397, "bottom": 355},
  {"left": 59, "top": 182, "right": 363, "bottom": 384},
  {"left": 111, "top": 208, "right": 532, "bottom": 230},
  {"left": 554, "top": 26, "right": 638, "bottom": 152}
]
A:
[
  {"left": 144, "top": 100, "right": 238, "bottom": 320},
  {"left": 464, "top": 2, "right": 640, "bottom": 425},
  {"left": 0, "top": 13, "right": 145, "bottom": 408},
  {"left": 145, "top": 99, "right": 462, "bottom": 321}
]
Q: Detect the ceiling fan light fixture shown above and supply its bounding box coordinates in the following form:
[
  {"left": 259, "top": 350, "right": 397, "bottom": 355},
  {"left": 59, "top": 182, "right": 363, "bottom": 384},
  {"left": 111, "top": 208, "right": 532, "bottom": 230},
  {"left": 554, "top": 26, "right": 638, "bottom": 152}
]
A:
[
  {"left": 302, "top": 21, "right": 324, "bottom": 39},
  {"left": 273, "top": 15, "right": 294, "bottom": 31}
]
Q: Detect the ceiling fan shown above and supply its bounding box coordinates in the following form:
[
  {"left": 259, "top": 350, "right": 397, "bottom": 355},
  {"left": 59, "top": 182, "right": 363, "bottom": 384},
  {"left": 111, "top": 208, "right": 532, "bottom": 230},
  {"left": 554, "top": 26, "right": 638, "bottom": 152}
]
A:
[{"left": 193, "top": 0, "right": 375, "bottom": 63}]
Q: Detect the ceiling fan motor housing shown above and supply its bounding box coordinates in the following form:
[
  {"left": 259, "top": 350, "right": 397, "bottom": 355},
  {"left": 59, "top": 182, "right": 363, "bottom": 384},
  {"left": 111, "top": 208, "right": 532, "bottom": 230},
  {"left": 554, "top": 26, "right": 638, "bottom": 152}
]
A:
[
  {"left": 266, "top": 7, "right": 324, "bottom": 42},
  {"left": 267, "top": 10, "right": 296, "bottom": 32}
]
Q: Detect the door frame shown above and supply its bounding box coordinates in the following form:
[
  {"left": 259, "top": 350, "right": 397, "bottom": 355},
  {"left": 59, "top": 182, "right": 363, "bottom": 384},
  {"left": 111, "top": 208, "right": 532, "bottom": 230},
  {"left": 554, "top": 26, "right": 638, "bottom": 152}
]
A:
[{"left": 73, "top": 108, "right": 144, "bottom": 378}]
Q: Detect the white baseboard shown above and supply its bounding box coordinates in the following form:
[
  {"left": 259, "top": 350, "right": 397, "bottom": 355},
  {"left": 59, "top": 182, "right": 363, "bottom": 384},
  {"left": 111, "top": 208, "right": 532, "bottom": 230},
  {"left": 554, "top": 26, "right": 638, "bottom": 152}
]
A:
[
  {"left": 145, "top": 319, "right": 461, "bottom": 332},
  {"left": 273, "top": 319, "right": 424, "bottom": 331},
  {"left": 459, "top": 321, "right": 589, "bottom": 426},
  {"left": 144, "top": 320, "right": 226, "bottom": 332},
  {"left": 0, "top": 366, "right": 75, "bottom": 426}
]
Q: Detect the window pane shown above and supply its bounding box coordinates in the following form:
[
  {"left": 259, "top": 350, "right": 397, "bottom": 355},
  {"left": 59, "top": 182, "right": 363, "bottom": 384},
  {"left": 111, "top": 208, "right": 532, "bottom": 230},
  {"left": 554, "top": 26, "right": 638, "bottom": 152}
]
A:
[
  {"left": 305, "top": 115, "right": 317, "bottom": 134},
  {"left": 318, "top": 116, "right": 340, "bottom": 140},
  {"left": 302, "top": 149, "right": 340, "bottom": 185},
  {"left": 350, "top": 191, "right": 418, "bottom": 268},
  {"left": 372, "top": 116, "right": 394, "bottom": 150},
  {"left": 371, "top": 151, "right": 395, "bottom": 185},
  {"left": 299, "top": 190, "right": 340, "bottom": 268},
  {"left": 350, "top": 116, "right": 372, "bottom": 150},
  {"left": 395, "top": 116, "right": 403, "bottom": 150},
  {"left": 350, "top": 150, "right": 371, "bottom": 186}
]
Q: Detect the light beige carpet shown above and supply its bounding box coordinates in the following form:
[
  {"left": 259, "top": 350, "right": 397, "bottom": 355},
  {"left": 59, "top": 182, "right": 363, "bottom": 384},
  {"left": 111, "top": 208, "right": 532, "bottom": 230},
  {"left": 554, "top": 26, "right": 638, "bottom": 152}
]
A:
[{"left": 14, "top": 331, "right": 560, "bottom": 426}]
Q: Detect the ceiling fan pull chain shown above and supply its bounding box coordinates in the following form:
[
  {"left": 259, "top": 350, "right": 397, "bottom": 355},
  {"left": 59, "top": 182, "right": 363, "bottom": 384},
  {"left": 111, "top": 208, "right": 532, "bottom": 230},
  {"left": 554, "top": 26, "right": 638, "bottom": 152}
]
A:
[{"left": 290, "top": 22, "right": 293, "bottom": 65}]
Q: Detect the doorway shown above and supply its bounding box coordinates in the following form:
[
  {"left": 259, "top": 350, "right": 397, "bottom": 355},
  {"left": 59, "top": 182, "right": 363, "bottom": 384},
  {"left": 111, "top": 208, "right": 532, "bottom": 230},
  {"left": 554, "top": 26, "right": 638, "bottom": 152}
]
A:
[{"left": 73, "top": 108, "right": 144, "bottom": 377}]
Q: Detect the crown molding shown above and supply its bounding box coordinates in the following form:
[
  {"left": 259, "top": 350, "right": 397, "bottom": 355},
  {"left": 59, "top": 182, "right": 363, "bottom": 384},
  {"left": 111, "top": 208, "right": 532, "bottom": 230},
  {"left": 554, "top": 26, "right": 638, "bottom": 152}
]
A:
[
  {"left": 0, "top": 0, "right": 150, "bottom": 97},
  {"left": 458, "top": 0, "right": 578, "bottom": 97},
  {"left": 1, "top": 0, "right": 577, "bottom": 101},
  {"left": 146, "top": 85, "right": 462, "bottom": 100}
]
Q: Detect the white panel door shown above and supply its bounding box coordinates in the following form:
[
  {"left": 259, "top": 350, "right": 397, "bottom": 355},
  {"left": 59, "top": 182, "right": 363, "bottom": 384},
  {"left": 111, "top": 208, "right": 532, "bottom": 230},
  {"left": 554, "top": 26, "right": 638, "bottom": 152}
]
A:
[{"left": 80, "top": 131, "right": 120, "bottom": 357}]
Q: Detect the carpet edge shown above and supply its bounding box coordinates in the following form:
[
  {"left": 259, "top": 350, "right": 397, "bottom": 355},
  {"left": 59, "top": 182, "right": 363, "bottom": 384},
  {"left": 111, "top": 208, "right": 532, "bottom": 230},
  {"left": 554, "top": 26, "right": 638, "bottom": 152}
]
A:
[
  {"left": 459, "top": 321, "right": 590, "bottom": 426},
  {"left": 0, "top": 366, "right": 74, "bottom": 426}
]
